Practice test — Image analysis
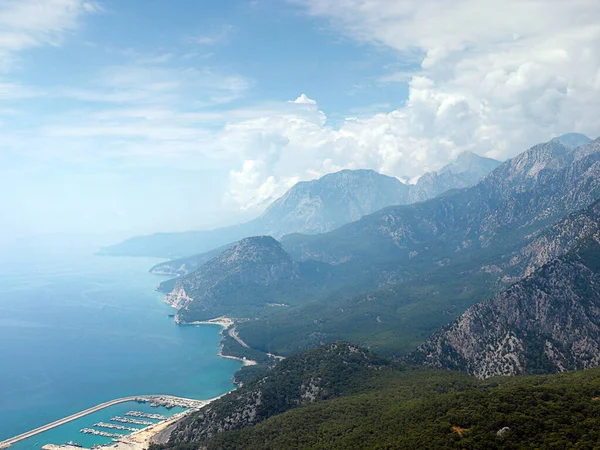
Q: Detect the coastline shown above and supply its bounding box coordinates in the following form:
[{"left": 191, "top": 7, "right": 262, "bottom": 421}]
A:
[
  {"left": 180, "top": 316, "right": 258, "bottom": 367},
  {"left": 41, "top": 395, "right": 225, "bottom": 450}
]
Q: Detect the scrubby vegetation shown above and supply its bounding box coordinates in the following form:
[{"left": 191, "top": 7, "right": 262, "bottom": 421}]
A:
[{"left": 152, "top": 343, "right": 600, "bottom": 450}]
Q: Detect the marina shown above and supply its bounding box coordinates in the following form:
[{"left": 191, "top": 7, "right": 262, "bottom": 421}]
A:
[
  {"left": 110, "top": 417, "right": 153, "bottom": 426},
  {"left": 125, "top": 411, "right": 166, "bottom": 420},
  {"left": 79, "top": 429, "right": 120, "bottom": 438},
  {"left": 94, "top": 423, "right": 137, "bottom": 432},
  {"left": 0, "top": 395, "right": 212, "bottom": 449}
]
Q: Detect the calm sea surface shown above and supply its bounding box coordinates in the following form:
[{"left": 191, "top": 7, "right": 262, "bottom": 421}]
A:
[{"left": 0, "top": 240, "right": 241, "bottom": 447}]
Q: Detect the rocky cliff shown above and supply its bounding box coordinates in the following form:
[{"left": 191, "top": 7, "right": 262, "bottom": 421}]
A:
[{"left": 411, "top": 236, "right": 600, "bottom": 378}]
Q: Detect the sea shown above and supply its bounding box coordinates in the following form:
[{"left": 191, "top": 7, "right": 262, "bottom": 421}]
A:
[{"left": 0, "top": 237, "right": 242, "bottom": 448}]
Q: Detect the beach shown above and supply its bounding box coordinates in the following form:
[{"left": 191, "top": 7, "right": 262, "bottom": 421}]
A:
[{"left": 183, "top": 316, "right": 259, "bottom": 366}]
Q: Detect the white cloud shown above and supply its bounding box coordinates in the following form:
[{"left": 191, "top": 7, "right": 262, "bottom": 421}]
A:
[
  {"left": 292, "top": 94, "right": 317, "bottom": 105},
  {"left": 288, "top": 0, "right": 600, "bottom": 159},
  {"left": 210, "top": 0, "right": 600, "bottom": 211},
  {"left": 4, "top": 0, "right": 600, "bottom": 218},
  {"left": 0, "top": 0, "right": 99, "bottom": 69},
  {"left": 191, "top": 25, "right": 234, "bottom": 46}
]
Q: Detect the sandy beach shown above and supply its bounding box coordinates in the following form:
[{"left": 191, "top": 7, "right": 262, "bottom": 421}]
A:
[
  {"left": 183, "top": 316, "right": 258, "bottom": 366},
  {"left": 184, "top": 316, "right": 235, "bottom": 329}
]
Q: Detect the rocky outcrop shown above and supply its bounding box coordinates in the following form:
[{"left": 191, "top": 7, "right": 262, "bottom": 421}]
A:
[
  {"left": 514, "top": 199, "right": 600, "bottom": 276},
  {"left": 164, "top": 285, "right": 193, "bottom": 309},
  {"left": 411, "top": 238, "right": 600, "bottom": 378}
]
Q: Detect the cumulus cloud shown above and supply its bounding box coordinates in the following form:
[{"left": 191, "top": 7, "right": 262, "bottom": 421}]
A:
[
  {"left": 292, "top": 0, "right": 600, "bottom": 151},
  {"left": 4, "top": 0, "right": 600, "bottom": 217},
  {"left": 292, "top": 94, "right": 317, "bottom": 105},
  {"left": 219, "top": 0, "right": 600, "bottom": 210}
]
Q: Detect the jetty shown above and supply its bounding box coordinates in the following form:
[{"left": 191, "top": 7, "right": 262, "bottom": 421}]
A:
[
  {"left": 94, "top": 422, "right": 137, "bottom": 432},
  {"left": 0, "top": 394, "right": 209, "bottom": 449},
  {"left": 80, "top": 428, "right": 120, "bottom": 438},
  {"left": 0, "top": 396, "right": 138, "bottom": 448},
  {"left": 126, "top": 411, "right": 166, "bottom": 420},
  {"left": 111, "top": 417, "right": 153, "bottom": 426}
]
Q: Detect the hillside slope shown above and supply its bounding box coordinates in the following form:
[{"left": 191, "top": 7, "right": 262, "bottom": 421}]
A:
[
  {"left": 411, "top": 237, "right": 600, "bottom": 378},
  {"left": 164, "top": 236, "right": 336, "bottom": 322},
  {"left": 164, "top": 343, "right": 390, "bottom": 444},
  {"left": 153, "top": 344, "right": 600, "bottom": 450}
]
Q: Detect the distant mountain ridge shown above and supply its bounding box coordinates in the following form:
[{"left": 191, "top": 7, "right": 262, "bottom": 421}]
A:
[
  {"left": 409, "top": 151, "right": 501, "bottom": 203},
  {"left": 281, "top": 137, "right": 600, "bottom": 266},
  {"left": 152, "top": 135, "right": 600, "bottom": 365},
  {"left": 103, "top": 152, "right": 500, "bottom": 259},
  {"left": 226, "top": 135, "right": 600, "bottom": 358}
]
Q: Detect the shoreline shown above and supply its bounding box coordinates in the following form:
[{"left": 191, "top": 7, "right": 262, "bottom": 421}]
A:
[
  {"left": 40, "top": 395, "right": 225, "bottom": 450},
  {"left": 179, "top": 316, "right": 258, "bottom": 367}
]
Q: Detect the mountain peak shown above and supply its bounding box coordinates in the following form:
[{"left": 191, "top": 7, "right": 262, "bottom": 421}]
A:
[
  {"left": 407, "top": 151, "right": 501, "bottom": 203},
  {"left": 440, "top": 151, "right": 501, "bottom": 176},
  {"left": 260, "top": 169, "right": 409, "bottom": 235},
  {"left": 218, "top": 235, "right": 290, "bottom": 265},
  {"left": 552, "top": 133, "right": 591, "bottom": 150}
]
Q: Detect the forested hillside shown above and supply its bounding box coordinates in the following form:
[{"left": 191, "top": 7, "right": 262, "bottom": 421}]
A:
[{"left": 152, "top": 343, "right": 600, "bottom": 450}]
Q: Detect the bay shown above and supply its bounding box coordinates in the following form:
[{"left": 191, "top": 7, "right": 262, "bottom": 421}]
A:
[{"left": 0, "top": 239, "right": 241, "bottom": 446}]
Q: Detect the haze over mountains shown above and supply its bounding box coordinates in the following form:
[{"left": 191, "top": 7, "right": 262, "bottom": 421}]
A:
[
  {"left": 103, "top": 151, "right": 501, "bottom": 259},
  {"left": 130, "top": 132, "right": 600, "bottom": 449},
  {"left": 153, "top": 134, "right": 600, "bottom": 364}
]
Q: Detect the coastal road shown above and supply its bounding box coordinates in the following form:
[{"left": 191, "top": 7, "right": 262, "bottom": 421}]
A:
[{"left": 0, "top": 396, "right": 139, "bottom": 448}]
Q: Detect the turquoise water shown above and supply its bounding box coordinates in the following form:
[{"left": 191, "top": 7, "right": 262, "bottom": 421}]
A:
[
  {"left": 0, "top": 240, "right": 241, "bottom": 447},
  {"left": 9, "top": 402, "right": 187, "bottom": 449}
]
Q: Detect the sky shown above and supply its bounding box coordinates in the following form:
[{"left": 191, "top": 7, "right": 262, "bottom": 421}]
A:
[{"left": 1, "top": 0, "right": 599, "bottom": 240}]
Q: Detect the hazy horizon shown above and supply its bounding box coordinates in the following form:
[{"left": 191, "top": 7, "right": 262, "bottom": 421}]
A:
[{"left": 2, "top": 0, "right": 599, "bottom": 239}]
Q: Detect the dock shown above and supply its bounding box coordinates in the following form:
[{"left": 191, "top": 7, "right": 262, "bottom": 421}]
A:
[
  {"left": 0, "top": 394, "right": 210, "bottom": 448},
  {"left": 0, "top": 396, "right": 138, "bottom": 448}
]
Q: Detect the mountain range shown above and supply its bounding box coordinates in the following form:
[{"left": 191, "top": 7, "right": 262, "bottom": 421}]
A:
[
  {"left": 138, "top": 132, "right": 600, "bottom": 448},
  {"left": 157, "top": 134, "right": 600, "bottom": 363},
  {"left": 103, "top": 152, "right": 500, "bottom": 259}
]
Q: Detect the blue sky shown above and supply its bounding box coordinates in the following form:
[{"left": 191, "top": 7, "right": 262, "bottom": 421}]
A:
[{"left": 1, "top": 0, "right": 599, "bottom": 240}]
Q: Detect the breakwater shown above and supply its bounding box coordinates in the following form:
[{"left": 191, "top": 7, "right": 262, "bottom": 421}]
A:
[{"left": 0, "top": 395, "right": 207, "bottom": 448}]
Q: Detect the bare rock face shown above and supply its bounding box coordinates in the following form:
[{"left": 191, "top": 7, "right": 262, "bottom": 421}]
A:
[
  {"left": 516, "top": 200, "right": 600, "bottom": 275},
  {"left": 411, "top": 238, "right": 600, "bottom": 378}
]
